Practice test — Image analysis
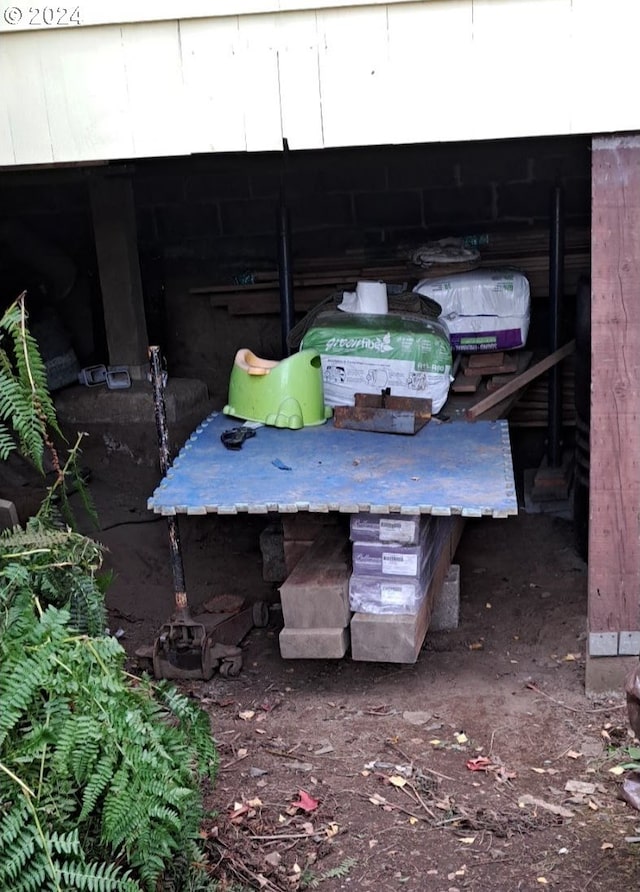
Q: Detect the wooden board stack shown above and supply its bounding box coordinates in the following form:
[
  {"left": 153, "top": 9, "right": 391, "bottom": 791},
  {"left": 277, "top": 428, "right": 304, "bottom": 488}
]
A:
[
  {"left": 276, "top": 512, "right": 465, "bottom": 663},
  {"left": 450, "top": 350, "right": 532, "bottom": 395}
]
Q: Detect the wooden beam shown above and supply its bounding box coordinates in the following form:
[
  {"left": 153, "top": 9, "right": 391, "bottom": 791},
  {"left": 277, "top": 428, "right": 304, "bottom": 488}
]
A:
[
  {"left": 588, "top": 135, "right": 640, "bottom": 637},
  {"left": 465, "top": 341, "right": 575, "bottom": 420},
  {"left": 89, "top": 173, "right": 149, "bottom": 378}
]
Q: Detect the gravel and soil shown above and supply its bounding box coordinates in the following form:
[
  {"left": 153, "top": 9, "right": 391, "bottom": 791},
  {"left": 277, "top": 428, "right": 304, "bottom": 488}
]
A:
[{"left": 8, "top": 433, "right": 640, "bottom": 892}]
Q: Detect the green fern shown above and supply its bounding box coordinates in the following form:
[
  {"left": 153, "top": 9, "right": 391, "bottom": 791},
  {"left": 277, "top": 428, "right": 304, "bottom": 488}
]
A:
[
  {"left": 0, "top": 599, "right": 218, "bottom": 890},
  {"left": 0, "top": 293, "right": 60, "bottom": 470},
  {"left": 0, "top": 295, "right": 219, "bottom": 891},
  {"left": 302, "top": 857, "right": 358, "bottom": 889},
  {"left": 0, "top": 520, "right": 107, "bottom": 636}
]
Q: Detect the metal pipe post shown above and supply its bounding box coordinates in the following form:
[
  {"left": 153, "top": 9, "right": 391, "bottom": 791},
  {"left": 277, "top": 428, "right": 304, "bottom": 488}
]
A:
[
  {"left": 277, "top": 199, "right": 295, "bottom": 357},
  {"left": 547, "top": 185, "right": 564, "bottom": 467}
]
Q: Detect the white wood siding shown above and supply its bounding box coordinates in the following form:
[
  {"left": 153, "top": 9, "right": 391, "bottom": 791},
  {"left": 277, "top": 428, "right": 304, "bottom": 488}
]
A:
[{"left": 0, "top": 0, "right": 637, "bottom": 166}]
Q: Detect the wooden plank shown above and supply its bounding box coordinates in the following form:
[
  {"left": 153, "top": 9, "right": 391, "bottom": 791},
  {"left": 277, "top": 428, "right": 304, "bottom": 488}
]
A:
[
  {"left": 121, "top": 22, "right": 188, "bottom": 158},
  {"left": 89, "top": 175, "right": 149, "bottom": 371},
  {"left": 464, "top": 354, "right": 518, "bottom": 377},
  {"left": 589, "top": 498, "right": 640, "bottom": 631},
  {"left": 451, "top": 373, "right": 481, "bottom": 394},
  {"left": 279, "top": 531, "right": 351, "bottom": 629},
  {"left": 486, "top": 373, "right": 517, "bottom": 392},
  {"left": 277, "top": 12, "right": 324, "bottom": 150},
  {"left": 589, "top": 136, "right": 640, "bottom": 635},
  {"left": 316, "top": 6, "right": 391, "bottom": 148},
  {"left": 444, "top": 351, "right": 533, "bottom": 420},
  {"left": 238, "top": 14, "right": 283, "bottom": 151},
  {"left": 387, "top": 1, "right": 473, "bottom": 144},
  {"left": 467, "top": 351, "right": 505, "bottom": 369},
  {"left": 180, "top": 17, "right": 248, "bottom": 153},
  {"left": 225, "top": 286, "right": 333, "bottom": 316},
  {"left": 466, "top": 342, "right": 575, "bottom": 420},
  {"left": 41, "top": 26, "right": 134, "bottom": 162},
  {"left": 0, "top": 33, "right": 53, "bottom": 165},
  {"left": 470, "top": 0, "right": 572, "bottom": 139}
]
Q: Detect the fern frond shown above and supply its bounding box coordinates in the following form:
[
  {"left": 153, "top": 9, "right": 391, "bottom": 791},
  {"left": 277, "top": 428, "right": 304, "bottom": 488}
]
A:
[
  {"left": 55, "top": 857, "right": 141, "bottom": 891},
  {"left": 0, "top": 372, "right": 46, "bottom": 468},
  {"left": 0, "top": 507, "right": 217, "bottom": 892},
  {"left": 77, "top": 752, "right": 117, "bottom": 823},
  {"left": 0, "top": 797, "right": 32, "bottom": 853},
  {"left": 0, "top": 421, "right": 16, "bottom": 459},
  {"left": 0, "top": 815, "right": 37, "bottom": 886},
  {"left": 0, "top": 640, "right": 56, "bottom": 747},
  {"left": 1, "top": 294, "right": 60, "bottom": 439}
]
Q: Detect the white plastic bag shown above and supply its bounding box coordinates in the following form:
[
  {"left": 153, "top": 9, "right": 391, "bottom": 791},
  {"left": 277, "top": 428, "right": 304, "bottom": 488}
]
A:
[{"left": 414, "top": 269, "right": 530, "bottom": 352}]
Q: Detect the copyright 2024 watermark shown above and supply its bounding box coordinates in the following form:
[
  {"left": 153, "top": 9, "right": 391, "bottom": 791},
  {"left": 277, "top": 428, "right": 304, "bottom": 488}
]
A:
[{"left": 3, "top": 6, "right": 81, "bottom": 25}]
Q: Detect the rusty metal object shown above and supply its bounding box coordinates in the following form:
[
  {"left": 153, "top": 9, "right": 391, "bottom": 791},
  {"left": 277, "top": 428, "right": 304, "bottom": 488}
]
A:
[
  {"left": 333, "top": 389, "right": 432, "bottom": 435},
  {"left": 149, "top": 345, "right": 250, "bottom": 681}
]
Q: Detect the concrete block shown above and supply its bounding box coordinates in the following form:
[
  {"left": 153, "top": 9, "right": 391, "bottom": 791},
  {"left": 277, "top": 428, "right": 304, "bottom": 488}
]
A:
[
  {"left": 586, "top": 654, "right": 638, "bottom": 696},
  {"left": 619, "top": 632, "right": 640, "bottom": 656},
  {"left": 0, "top": 499, "right": 19, "bottom": 532},
  {"left": 279, "top": 532, "right": 351, "bottom": 628},
  {"left": 54, "top": 378, "right": 211, "bottom": 425},
  {"left": 429, "top": 564, "right": 460, "bottom": 632},
  {"left": 259, "top": 521, "right": 286, "bottom": 582},
  {"left": 589, "top": 632, "right": 619, "bottom": 657},
  {"left": 279, "top": 626, "right": 350, "bottom": 660}
]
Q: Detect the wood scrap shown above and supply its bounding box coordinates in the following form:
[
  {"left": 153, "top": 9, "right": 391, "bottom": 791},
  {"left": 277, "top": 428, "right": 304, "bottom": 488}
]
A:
[
  {"left": 466, "top": 341, "right": 576, "bottom": 420},
  {"left": 451, "top": 373, "right": 481, "bottom": 393},
  {"left": 467, "top": 351, "right": 505, "bottom": 369},
  {"left": 486, "top": 372, "right": 519, "bottom": 392},
  {"left": 463, "top": 353, "right": 518, "bottom": 376}
]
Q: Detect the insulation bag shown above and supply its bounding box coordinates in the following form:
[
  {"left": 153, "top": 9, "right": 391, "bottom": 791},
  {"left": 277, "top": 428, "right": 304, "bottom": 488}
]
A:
[
  {"left": 349, "top": 517, "right": 454, "bottom": 615},
  {"left": 413, "top": 269, "right": 530, "bottom": 353},
  {"left": 350, "top": 513, "right": 422, "bottom": 545},
  {"left": 349, "top": 573, "right": 427, "bottom": 615},
  {"left": 300, "top": 311, "right": 452, "bottom": 413}
]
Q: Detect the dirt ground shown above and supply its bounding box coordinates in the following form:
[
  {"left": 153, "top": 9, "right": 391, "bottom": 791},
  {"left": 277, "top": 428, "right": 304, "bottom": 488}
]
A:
[{"left": 7, "top": 429, "right": 640, "bottom": 892}]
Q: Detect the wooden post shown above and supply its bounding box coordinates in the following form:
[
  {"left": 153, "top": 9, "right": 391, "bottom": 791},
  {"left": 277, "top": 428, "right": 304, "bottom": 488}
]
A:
[
  {"left": 89, "top": 172, "right": 149, "bottom": 379},
  {"left": 587, "top": 135, "right": 640, "bottom": 692}
]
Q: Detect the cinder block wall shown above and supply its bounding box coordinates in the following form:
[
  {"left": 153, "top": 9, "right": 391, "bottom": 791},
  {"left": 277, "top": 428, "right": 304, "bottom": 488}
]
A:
[
  {"left": 133, "top": 135, "right": 591, "bottom": 273},
  {"left": 0, "top": 135, "right": 591, "bottom": 397}
]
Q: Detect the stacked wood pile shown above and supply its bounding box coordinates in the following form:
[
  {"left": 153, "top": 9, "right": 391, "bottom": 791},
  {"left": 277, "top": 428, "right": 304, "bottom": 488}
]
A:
[
  {"left": 450, "top": 350, "right": 532, "bottom": 396},
  {"left": 447, "top": 347, "right": 576, "bottom": 428},
  {"left": 508, "top": 356, "right": 576, "bottom": 429},
  {"left": 189, "top": 226, "right": 590, "bottom": 316}
]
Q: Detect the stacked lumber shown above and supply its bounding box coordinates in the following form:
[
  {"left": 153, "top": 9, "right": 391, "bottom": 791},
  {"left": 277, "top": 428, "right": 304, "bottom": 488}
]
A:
[
  {"left": 278, "top": 528, "right": 352, "bottom": 659},
  {"left": 508, "top": 356, "right": 576, "bottom": 428},
  {"left": 446, "top": 341, "right": 577, "bottom": 425},
  {"left": 187, "top": 226, "right": 590, "bottom": 317},
  {"left": 450, "top": 351, "right": 533, "bottom": 397}
]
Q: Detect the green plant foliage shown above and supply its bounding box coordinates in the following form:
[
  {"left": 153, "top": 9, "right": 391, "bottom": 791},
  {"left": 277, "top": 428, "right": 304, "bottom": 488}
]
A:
[
  {"left": 0, "top": 592, "right": 218, "bottom": 891},
  {"left": 302, "top": 856, "right": 358, "bottom": 889},
  {"left": 0, "top": 520, "right": 107, "bottom": 636},
  {"left": 0, "top": 293, "right": 219, "bottom": 890},
  {"left": 0, "top": 293, "right": 60, "bottom": 470}
]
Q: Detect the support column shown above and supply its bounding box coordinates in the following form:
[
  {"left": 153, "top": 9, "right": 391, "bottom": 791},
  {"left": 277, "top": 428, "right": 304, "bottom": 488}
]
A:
[
  {"left": 89, "top": 172, "right": 149, "bottom": 379},
  {"left": 586, "top": 135, "right": 640, "bottom": 693}
]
